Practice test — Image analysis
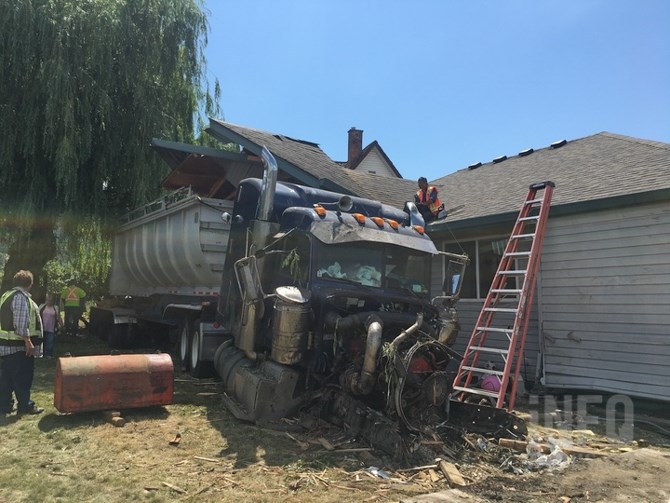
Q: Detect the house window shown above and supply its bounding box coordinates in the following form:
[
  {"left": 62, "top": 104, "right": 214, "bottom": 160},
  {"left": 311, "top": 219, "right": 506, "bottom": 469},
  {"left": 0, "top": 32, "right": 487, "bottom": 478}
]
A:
[{"left": 444, "top": 237, "right": 510, "bottom": 299}]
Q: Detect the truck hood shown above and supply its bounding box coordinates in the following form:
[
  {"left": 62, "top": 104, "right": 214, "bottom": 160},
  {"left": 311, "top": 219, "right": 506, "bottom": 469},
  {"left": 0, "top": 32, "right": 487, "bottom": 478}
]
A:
[{"left": 309, "top": 220, "right": 438, "bottom": 255}]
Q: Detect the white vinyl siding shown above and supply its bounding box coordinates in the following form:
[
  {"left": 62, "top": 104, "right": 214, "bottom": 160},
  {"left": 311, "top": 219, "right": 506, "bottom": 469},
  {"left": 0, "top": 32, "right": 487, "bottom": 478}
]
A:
[
  {"left": 353, "top": 150, "right": 398, "bottom": 177},
  {"left": 541, "top": 201, "right": 670, "bottom": 400}
]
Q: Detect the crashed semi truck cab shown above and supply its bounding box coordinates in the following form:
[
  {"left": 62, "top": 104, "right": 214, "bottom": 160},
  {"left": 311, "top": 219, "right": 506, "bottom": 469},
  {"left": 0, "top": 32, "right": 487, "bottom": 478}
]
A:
[{"left": 210, "top": 148, "right": 469, "bottom": 456}]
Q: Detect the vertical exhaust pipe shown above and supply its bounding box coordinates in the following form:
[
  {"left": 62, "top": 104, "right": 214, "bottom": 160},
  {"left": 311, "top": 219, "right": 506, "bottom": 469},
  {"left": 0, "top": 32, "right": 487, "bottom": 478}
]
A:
[{"left": 257, "top": 146, "right": 278, "bottom": 221}]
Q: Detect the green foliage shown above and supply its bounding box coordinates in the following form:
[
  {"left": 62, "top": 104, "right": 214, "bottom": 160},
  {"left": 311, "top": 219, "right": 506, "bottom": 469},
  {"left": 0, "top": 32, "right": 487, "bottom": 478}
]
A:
[
  {"left": 0, "top": 0, "right": 221, "bottom": 290},
  {"left": 0, "top": 0, "right": 220, "bottom": 218},
  {"left": 281, "top": 248, "right": 302, "bottom": 282},
  {"left": 43, "top": 217, "right": 112, "bottom": 300}
]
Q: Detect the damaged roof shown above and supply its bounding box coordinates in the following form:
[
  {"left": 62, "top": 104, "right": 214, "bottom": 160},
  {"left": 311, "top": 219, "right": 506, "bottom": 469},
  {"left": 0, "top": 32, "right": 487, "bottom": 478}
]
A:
[
  {"left": 429, "top": 132, "right": 670, "bottom": 230},
  {"left": 206, "top": 119, "right": 419, "bottom": 209}
]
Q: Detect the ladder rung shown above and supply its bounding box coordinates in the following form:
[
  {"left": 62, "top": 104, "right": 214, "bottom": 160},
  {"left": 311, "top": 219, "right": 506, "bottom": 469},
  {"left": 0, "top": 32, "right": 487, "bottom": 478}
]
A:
[
  {"left": 498, "top": 270, "right": 527, "bottom": 275},
  {"left": 453, "top": 386, "right": 500, "bottom": 399},
  {"left": 476, "top": 327, "right": 513, "bottom": 334},
  {"left": 505, "top": 251, "right": 531, "bottom": 257},
  {"left": 519, "top": 215, "right": 539, "bottom": 221},
  {"left": 470, "top": 345, "right": 510, "bottom": 354},
  {"left": 511, "top": 233, "right": 536, "bottom": 239},
  {"left": 491, "top": 289, "right": 522, "bottom": 294},
  {"left": 461, "top": 366, "right": 505, "bottom": 376},
  {"left": 484, "top": 307, "right": 518, "bottom": 313},
  {"left": 525, "top": 198, "right": 543, "bottom": 205}
]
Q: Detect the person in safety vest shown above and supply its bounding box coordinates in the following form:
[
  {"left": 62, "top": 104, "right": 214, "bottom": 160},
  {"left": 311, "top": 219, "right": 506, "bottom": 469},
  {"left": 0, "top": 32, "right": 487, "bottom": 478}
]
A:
[
  {"left": 415, "top": 177, "right": 445, "bottom": 223},
  {"left": 0, "top": 270, "right": 44, "bottom": 415},
  {"left": 61, "top": 279, "right": 86, "bottom": 337}
]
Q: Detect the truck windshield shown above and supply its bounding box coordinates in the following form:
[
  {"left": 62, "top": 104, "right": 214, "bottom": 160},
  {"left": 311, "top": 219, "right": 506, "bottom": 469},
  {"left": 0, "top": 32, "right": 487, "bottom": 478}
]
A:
[{"left": 314, "top": 242, "right": 431, "bottom": 294}]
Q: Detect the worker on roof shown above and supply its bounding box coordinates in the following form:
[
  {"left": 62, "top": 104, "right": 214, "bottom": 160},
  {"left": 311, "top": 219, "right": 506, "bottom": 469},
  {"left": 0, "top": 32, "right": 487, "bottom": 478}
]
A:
[{"left": 415, "top": 177, "right": 445, "bottom": 223}]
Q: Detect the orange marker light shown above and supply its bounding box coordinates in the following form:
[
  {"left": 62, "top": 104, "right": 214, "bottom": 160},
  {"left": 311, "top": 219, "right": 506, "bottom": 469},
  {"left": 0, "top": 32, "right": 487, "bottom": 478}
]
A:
[
  {"left": 386, "top": 219, "right": 399, "bottom": 230},
  {"left": 314, "top": 205, "right": 327, "bottom": 217},
  {"left": 413, "top": 225, "right": 425, "bottom": 235},
  {"left": 352, "top": 213, "right": 366, "bottom": 225},
  {"left": 371, "top": 217, "right": 385, "bottom": 227}
]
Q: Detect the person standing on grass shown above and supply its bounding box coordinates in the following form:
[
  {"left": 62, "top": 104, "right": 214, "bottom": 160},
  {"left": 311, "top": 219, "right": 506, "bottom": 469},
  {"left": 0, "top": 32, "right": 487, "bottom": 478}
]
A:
[
  {"left": 39, "top": 293, "right": 62, "bottom": 359},
  {"left": 61, "top": 278, "right": 86, "bottom": 337},
  {"left": 0, "top": 270, "right": 44, "bottom": 415}
]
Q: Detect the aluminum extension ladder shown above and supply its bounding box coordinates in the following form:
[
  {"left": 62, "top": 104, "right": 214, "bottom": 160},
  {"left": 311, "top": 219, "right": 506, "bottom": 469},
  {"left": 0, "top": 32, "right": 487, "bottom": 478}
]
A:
[{"left": 452, "top": 181, "right": 555, "bottom": 412}]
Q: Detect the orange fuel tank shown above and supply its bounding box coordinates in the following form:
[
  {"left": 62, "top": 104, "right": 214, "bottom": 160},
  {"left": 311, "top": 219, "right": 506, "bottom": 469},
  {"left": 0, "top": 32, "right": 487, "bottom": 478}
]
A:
[{"left": 54, "top": 353, "right": 174, "bottom": 413}]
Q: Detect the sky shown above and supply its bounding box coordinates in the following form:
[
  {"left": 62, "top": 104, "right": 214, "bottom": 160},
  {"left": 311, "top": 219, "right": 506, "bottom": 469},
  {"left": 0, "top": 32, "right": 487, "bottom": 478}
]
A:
[{"left": 203, "top": 1, "right": 670, "bottom": 182}]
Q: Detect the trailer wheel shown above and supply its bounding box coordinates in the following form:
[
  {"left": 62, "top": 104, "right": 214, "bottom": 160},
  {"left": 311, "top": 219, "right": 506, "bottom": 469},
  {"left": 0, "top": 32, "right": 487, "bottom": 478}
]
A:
[
  {"left": 189, "top": 319, "right": 215, "bottom": 378},
  {"left": 179, "top": 317, "right": 192, "bottom": 372}
]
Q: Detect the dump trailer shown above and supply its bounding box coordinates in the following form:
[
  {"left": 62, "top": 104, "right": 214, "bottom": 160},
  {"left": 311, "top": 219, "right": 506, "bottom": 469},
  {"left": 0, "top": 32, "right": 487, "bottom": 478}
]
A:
[
  {"left": 89, "top": 187, "right": 232, "bottom": 354},
  {"left": 208, "top": 148, "right": 477, "bottom": 458}
]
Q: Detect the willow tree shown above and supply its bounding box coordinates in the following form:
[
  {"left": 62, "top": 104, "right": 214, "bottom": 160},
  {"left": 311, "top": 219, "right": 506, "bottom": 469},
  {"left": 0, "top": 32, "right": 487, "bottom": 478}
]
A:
[{"left": 0, "top": 0, "right": 220, "bottom": 296}]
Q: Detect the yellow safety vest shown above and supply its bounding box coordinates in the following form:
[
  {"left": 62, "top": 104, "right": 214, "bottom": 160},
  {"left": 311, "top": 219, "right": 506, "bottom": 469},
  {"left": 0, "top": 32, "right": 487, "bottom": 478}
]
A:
[
  {"left": 0, "top": 289, "right": 43, "bottom": 346},
  {"left": 62, "top": 286, "right": 85, "bottom": 307}
]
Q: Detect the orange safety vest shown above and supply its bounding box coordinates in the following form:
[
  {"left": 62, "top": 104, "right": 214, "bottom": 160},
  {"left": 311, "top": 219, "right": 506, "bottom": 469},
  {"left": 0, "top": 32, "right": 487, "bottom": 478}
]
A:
[{"left": 416, "top": 186, "right": 442, "bottom": 216}]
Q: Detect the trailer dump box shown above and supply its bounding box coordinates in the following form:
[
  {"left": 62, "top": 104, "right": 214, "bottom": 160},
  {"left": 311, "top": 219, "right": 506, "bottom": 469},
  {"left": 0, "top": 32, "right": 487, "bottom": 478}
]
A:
[{"left": 109, "top": 189, "right": 233, "bottom": 298}]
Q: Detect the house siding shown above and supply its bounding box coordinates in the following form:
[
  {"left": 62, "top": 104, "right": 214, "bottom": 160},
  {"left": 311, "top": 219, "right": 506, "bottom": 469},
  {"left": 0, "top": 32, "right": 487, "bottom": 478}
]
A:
[
  {"left": 540, "top": 200, "right": 670, "bottom": 400},
  {"left": 355, "top": 150, "right": 397, "bottom": 177}
]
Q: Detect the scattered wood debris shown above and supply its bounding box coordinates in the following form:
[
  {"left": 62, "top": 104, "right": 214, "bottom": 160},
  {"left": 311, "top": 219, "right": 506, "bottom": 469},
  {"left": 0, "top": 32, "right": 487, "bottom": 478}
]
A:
[
  {"left": 499, "top": 438, "right": 609, "bottom": 458},
  {"left": 161, "top": 481, "right": 186, "bottom": 494},
  {"left": 103, "top": 410, "right": 125, "bottom": 427},
  {"left": 439, "top": 460, "right": 467, "bottom": 487}
]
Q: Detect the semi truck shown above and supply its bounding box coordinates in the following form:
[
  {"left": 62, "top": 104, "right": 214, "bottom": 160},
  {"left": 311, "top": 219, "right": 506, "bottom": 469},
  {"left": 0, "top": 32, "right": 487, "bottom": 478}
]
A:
[{"left": 91, "top": 147, "right": 478, "bottom": 457}]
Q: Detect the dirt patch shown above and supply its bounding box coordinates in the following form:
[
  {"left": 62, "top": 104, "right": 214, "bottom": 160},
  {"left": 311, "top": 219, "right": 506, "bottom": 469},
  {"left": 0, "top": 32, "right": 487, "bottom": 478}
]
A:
[{"left": 2, "top": 336, "right": 670, "bottom": 502}]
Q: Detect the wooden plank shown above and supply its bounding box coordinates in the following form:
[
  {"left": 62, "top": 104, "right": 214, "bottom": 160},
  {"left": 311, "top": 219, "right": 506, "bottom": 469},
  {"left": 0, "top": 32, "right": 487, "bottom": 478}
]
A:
[{"left": 438, "top": 460, "right": 466, "bottom": 487}]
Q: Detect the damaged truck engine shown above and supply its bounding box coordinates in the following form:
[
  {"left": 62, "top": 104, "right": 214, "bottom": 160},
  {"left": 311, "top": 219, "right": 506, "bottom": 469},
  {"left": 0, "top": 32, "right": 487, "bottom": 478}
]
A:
[{"left": 212, "top": 148, "right": 471, "bottom": 458}]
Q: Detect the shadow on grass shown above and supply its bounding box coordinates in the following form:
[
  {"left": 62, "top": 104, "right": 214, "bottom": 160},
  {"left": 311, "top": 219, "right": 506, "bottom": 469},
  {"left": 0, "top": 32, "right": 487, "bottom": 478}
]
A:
[
  {"left": 27, "top": 334, "right": 383, "bottom": 471},
  {"left": 36, "top": 406, "right": 171, "bottom": 433}
]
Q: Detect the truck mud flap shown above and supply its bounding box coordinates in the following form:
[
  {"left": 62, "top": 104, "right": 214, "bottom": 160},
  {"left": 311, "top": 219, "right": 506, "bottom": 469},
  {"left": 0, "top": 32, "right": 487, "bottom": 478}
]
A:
[{"left": 447, "top": 400, "right": 527, "bottom": 438}]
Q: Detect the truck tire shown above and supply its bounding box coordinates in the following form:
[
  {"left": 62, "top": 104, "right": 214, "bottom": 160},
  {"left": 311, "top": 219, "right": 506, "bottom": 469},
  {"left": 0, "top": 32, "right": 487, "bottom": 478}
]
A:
[
  {"left": 189, "top": 319, "right": 215, "bottom": 378},
  {"left": 179, "top": 317, "right": 192, "bottom": 372}
]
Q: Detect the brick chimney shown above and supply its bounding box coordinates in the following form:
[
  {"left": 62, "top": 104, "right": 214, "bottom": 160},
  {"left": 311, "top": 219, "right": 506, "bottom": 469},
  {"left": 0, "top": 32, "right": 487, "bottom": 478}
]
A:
[{"left": 347, "top": 127, "right": 363, "bottom": 167}]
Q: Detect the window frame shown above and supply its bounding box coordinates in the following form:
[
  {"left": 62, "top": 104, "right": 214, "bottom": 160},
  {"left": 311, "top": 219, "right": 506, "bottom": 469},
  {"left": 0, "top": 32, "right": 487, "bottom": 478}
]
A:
[{"left": 442, "top": 234, "right": 513, "bottom": 300}]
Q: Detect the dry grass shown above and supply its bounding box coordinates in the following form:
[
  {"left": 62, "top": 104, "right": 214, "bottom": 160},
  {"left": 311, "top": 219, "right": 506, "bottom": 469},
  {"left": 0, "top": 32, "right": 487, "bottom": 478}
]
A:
[
  {"left": 4, "top": 335, "right": 670, "bottom": 503},
  {"left": 0, "top": 335, "right": 440, "bottom": 503}
]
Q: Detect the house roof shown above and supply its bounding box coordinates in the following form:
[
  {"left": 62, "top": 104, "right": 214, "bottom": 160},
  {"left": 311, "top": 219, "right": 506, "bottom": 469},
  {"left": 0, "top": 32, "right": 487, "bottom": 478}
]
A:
[
  {"left": 429, "top": 132, "right": 670, "bottom": 231},
  {"left": 205, "top": 119, "right": 418, "bottom": 209}
]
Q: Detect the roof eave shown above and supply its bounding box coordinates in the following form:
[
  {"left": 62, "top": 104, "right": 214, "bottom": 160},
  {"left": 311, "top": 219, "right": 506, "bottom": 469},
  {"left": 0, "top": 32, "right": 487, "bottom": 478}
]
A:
[{"left": 428, "top": 188, "right": 670, "bottom": 232}]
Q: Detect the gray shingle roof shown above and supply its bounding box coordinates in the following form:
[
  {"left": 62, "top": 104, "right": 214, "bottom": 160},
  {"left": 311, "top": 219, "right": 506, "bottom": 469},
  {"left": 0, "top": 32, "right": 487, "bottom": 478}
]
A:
[
  {"left": 207, "top": 119, "right": 419, "bottom": 209},
  {"left": 430, "top": 132, "right": 670, "bottom": 225}
]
